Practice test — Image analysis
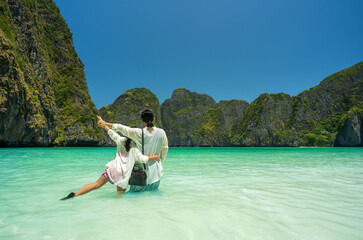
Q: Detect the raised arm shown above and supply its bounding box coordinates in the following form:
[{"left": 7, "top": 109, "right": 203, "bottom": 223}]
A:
[
  {"left": 112, "top": 124, "right": 141, "bottom": 144},
  {"left": 107, "top": 129, "right": 126, "bottom": 145},
  {"left": 97, "top": 115, "right": 141, "bottom": 144},
  {"left": 97, "top": 117, "right": 126, "bottom": 145}
]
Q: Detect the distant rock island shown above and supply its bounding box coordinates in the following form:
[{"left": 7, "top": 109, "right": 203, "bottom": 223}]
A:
[
  {"left": 100, "top": 60, "right": 362, "bottom": 147},
  {"left": 0, "top": 0, "right": 362, "bottom": 147}
]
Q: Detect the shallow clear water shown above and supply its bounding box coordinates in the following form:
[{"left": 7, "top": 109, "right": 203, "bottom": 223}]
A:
[{"left": 0, "top": 147, "right": 362, "bottom": 240}]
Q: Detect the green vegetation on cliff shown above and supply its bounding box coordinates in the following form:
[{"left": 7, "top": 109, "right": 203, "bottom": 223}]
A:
[
  {"left": 98, "top": 88, "right": 162, "bottom": 145},
  {"left": 158, "top": 62, "right": 362, "bottom": 147},
  {"left": 161, "top": 88, "right": 248, "bottom": 146},
  {"left": 0, "top": 0, "right": 103, "bottom": 146},
  {"left": 99, "top": 61, "right": 361, "bottom": 147},
  {"left": 290, "top": 62, "right": 363, "bottom": 146},
  {"left": 227, "top": 62, "right": 362, "bottom": 147},
  {"left": 231, "top": 93, "right": 295, "bottom": 146},
  {"left": 99, "top": 88, "right": 162, "bottom": 128},
  {"left": 1, "top": 1, "right": 361, "bottom": 147}
]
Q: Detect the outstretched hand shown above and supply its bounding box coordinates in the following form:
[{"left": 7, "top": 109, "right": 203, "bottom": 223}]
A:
[
  {"left": 97, "top": 115, "right": 111, "bottom": 131},
  {"left": 97, "top": 115, "right": 106, "bottom": 127}
]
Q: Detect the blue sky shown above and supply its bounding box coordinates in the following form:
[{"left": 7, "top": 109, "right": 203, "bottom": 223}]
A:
[{"left": 54, "top": 0, "right": 362, "bottom": 109}]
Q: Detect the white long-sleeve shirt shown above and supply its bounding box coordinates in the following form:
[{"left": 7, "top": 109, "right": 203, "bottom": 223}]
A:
[
  {"left": 112, "top": 124, "right": 168, "bottom": 184},
  {"left": 105, "top": 129, "right": 149, "bottom": 189}
]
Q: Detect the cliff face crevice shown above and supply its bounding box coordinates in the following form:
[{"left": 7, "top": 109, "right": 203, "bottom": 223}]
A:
[{"left": 334, "top": 112, "right": 362, "bottom": 147}]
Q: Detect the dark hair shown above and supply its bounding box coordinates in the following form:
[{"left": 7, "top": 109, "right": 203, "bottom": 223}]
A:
[
  {"left": 140, "top": 109, "right": 154, "bottom": 127},
  {"left": 125, "top": 138, "right": 132, "bottom": 152}
]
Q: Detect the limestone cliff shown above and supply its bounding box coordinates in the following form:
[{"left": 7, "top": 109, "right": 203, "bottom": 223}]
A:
[
  {"left": 291, "top": 61, "right": 363, "bottom": 146},
  {"left": 159, "top": 62, "right": 362, "bottom": 147},
  {"left": 229, "top": 62, "right": 363, "bottom": 147},
  {"left": 333, "top": 111, "right": 362, "bottom": 147},
  {"left": 99, "top": 88, "right": 162, "bottom": 145},
  {"left": 161, "top": 88, "right": 248, "bottom": 146},
  {"left": 106, "top": 60, "right": 361, "bottom": 147},
  {"left": 231, "top": 93, "right": 297, "bottom": 146},
  {"left": 0, "top": 0, "right": 104, "bottom": 146}
]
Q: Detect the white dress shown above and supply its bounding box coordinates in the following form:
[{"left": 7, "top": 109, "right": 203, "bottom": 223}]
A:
[{"left": 105, "top": 129, "right": 149, "bottom": 189}]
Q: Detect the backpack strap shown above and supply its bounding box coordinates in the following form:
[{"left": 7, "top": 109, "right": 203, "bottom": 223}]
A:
[{"left": 142, "top": 128, "right": 146, "bottom": 169}]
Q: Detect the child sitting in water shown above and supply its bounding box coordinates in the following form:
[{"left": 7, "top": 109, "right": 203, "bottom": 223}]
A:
[{"left": 61, "top": 124, "right": 159, "bottom": 200}]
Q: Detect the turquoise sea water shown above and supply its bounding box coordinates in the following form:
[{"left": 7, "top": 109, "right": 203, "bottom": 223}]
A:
[{"left": 0, "top": 147, "right": 362, "bottom": 240}]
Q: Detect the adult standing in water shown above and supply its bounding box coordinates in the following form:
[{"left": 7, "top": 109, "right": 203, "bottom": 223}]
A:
[{"left": 97, "top": 109, "right": 168, "bottom": 192}]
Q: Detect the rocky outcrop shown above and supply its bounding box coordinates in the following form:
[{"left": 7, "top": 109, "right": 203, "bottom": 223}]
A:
[
  {"left": 228, "top": 62, "right": 362, "bottom": 147},
  {"left": 0, "top": 0, "right": 103, "bottom": 146},
  {"left": 218, "top": 100, "right": 249, "bottom": 132},
  {"left": 291, "top": 62, "right": 363, "bottom": 146},
  {"left": 99, "top": 88, "right": 162, "bottom": 145},
  {"left": 105, "top": 60, "right": 362, "bottom": 147},
  {"left": 161, "top": 88, "right": 215, "bottom": 146},
  {"left": 334, "top": 111, "right": 362, "bottom": 147},
  {"left": 99, "top": 88, "right": 162, "bottom": 127},
  {"left": 231, "top": 93, "right": 297, "bottom": 146},
  {"left": 159, "top": 62, "right": 362, "bottom": 147},
  {"left": 161, "top": 88, "right": 249, "bottom": 146}
]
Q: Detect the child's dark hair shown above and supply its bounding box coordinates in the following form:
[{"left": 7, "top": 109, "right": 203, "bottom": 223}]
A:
[
  {"left": 140, "top": 109, "right": 154, "bottom": 127},
  {"left": 125, "top": 138, "right": 132, "bottom": 152}
]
